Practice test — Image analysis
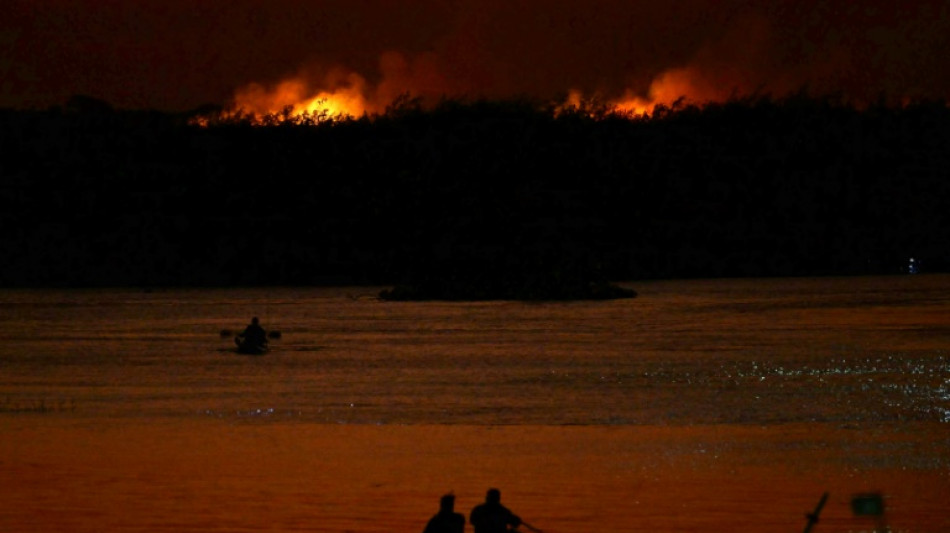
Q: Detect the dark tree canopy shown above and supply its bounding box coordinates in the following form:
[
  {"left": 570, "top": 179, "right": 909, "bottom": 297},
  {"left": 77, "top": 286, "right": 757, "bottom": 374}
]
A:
[{"left": 1, "top": 94, "right": 948, "bottom": 297}]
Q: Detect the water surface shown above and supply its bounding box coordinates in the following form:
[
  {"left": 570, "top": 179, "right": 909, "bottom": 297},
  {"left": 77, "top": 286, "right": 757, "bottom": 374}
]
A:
[{"left": 1, "top": 276, "right": 948, "bottom": 532}]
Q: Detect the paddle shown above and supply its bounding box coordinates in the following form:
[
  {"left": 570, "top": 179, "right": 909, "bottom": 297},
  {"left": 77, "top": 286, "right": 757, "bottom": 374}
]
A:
[
  {"left": 520, "top": 521, "right": 543, "bottom": 533},
  {"left": 803, "top": 492, "right": 829, "bottom": 533},
  {"left": 220, "top": 328, "right": 282, "bottom": 338}
]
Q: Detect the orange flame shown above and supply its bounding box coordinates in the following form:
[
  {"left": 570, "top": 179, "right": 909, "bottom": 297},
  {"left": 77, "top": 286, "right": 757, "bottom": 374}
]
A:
[
  {"left": 208, "top": 51, "right": 737, "bottom": 126},
  {"left": 203, "top": 51, "right": 451, "bottom": 125},
  {"left": 228, "top": 70, "right": 371, "bottom": 122},
  {"left": 563, "top": 65, "right": 727, "bottom": 118},
  {"left": 616, "top": 67, "right": 706, "bottom": 114}
]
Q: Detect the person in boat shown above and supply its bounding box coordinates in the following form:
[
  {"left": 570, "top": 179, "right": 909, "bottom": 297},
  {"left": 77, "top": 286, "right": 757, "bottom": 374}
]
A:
[
  {"left": 236, "top": 317, "right": 267, "bottom": 351},
  {"left": 423, "top": 493, "right": 465, "bottom": 533},
  {"left": 470, "top": 488, "right": 522, "bottom": 533}
]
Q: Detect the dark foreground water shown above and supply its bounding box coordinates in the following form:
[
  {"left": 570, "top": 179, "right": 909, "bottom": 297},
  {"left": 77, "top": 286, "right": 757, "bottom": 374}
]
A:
[{"left": 1, "top": 276, "right": 948, "bottom": 532}]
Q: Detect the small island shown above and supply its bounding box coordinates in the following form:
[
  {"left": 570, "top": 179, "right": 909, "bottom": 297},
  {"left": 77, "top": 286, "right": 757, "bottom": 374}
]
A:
[
  {"left": 378, "top": 250, "right": 637, "bottom": 301},
  {"left": 379, "top": 279, "right": 636, "bottom": 301}
]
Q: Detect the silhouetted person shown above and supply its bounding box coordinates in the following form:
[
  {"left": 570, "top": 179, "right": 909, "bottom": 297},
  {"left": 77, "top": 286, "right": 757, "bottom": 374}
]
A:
[
  {"left": 236, "top": 316, "right": 267, "bottom": 352},
  {"left": 470, "top": 488, "right": 521, "bottom": 533},
  {"left": 423, "top": 493, "right": 465, "bottom": 533}
]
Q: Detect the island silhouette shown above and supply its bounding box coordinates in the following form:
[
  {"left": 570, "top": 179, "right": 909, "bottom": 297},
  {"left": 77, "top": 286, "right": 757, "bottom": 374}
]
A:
[{"left": 1, "top": 92, "right": 947, "bottom": 297}]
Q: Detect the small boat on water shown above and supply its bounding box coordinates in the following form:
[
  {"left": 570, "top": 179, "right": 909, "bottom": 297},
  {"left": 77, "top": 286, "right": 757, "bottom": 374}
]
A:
[
  {"left": 234, "top": 336, "right": 268, "bottom": 355},
  {"left": 224, "top": 319, "right": 280, "bottom": 355}
]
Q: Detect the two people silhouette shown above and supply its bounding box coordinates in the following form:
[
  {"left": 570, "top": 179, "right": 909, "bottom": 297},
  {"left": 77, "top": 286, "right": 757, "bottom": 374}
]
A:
[{"left": 424, "top": 489, "right": 527, "bottom": 533}]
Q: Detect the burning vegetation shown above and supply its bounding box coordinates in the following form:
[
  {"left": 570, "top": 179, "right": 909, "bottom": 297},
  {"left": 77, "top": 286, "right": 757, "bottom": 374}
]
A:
[{"left": 193, "top": 49, "right": 774, "bottom": 126}]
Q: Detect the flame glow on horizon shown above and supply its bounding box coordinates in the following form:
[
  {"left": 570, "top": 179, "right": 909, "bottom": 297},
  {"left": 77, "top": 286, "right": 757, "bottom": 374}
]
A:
[
  {"left": 228, "top": 70, "right": 372, "bottom": 122},
  {"left": 209, "top": 54, "right": 747, "bottom": 124},
  {"left": 211, "top": 50, "right": 453, "bottom": 124},
  {"left": 558, "top": 66, "right": 726, "bottom": 118}
]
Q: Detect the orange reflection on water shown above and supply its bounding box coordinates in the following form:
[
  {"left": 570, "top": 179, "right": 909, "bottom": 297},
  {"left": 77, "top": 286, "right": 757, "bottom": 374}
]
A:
[{"left": 2, "top": 419, "right": 948, "bottom": 532}]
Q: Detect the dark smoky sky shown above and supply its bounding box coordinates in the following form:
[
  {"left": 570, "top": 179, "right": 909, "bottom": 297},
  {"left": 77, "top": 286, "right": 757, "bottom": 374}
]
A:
[{"left": 3, "top": 0, "right": 949, "bottom": 111}]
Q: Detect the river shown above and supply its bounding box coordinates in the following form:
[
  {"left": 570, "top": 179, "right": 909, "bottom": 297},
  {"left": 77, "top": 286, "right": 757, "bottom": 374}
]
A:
[{"left": 1, "top": 276, "right": 948, "bottom": 532}]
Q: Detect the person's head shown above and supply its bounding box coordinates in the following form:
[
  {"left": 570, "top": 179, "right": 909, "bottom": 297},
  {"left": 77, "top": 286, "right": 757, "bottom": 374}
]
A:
[
  {"left": 439, "top": 493, "right": 455, "bottom": 512},
  {"left": 486, "top": 488, "right": 501, "bottom": 504},
  {"left": 251, "top": 317, "right": 259, "bottom": 325}
]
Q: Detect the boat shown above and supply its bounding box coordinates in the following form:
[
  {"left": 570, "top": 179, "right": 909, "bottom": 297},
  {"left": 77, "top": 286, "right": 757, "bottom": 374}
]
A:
[{"left": 234, "top": 336, "right": 268, "bottom": 355}]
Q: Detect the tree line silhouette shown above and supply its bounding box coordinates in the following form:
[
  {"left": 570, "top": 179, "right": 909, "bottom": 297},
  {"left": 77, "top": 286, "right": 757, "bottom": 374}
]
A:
[{"left": 1, "top": 92, "right": 948, "bottom": 295}]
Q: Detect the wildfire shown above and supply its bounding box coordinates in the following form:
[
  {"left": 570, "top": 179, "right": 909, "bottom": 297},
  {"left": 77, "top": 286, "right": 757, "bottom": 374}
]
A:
[
  {"left": 196, "top": 51, "right": 451, "bottom": 125},
  {"left": 616, "top": 67, "right": 705, "bottom": 115},
  {"left": 561, "top": 65, "right": 726, "bottom": 118},
  {"left": 202, "top": 53, "right": 731, "bottom": 126},
  {"left": 225, "top": 70, "right": 371, "bottom": 123}
]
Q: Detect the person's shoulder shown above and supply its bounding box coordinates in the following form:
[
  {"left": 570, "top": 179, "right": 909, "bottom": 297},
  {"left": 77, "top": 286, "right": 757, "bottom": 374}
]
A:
[{"left": 468, "top": 504, "right": 482, "bottom": 520}]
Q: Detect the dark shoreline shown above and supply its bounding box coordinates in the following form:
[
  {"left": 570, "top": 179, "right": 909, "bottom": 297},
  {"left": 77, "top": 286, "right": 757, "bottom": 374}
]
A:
[
  {"left": 378, "top": 280, "right": 637, "bottom": 302},
  {"left": 2, "top": 94, "right": 948, "bottom": 292}
]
